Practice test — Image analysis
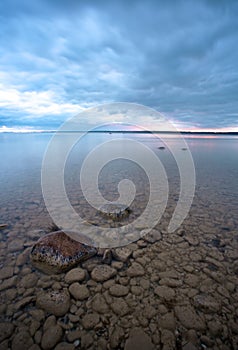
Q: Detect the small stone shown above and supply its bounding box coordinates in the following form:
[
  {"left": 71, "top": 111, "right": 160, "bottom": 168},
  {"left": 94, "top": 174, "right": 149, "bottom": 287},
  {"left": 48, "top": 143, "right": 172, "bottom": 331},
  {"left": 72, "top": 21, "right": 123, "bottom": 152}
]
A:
[
  {"left": 55, "top": 343, "right": 75, "bottom": 350},
  {"left": 0, "top": 276, "right": 17, "bottom": 291},
  {"left": 159, "top": 312, "right": 176, "bottom": 330},
  {"left": 110, "top": 326, "right": 124, "bottom": 349},
  {"left": 91, "top": 265, "right": 116, "bottom": 282},
  {"left": 20, "top": 273, "right": 38, "bottom": 288},
  {"left": 8, "top": 239, "right": 24, "bottom": 252},
  {"left": 81, "top": 332, "right": 94, "bottom": 348},
  {"left": 65, "top": 268, "right": 86, "bottom": 284},
  {"left": 127, "top": 262, "right": 145, "bottom": 277},
  {"left": 69, "top": 283, "right": 90, "bottom": 300},
  {"left": 81, "top": 313, "right": 100, "bottom": 330},
  {"left": 194, "top": 294, "right": 220, "bottom": 313},
  {"left": 14, "top": 296, "right": 35, "bottom": 311},
  {"left": 36, "top": 289, "right": 70, "bottom": 317},
  {"left": 175, "top": 305, "right": 205, "bottom": 331},
  {"left": 12, "top": 331, "right": 33, "bottom": 350},
  {"left": 0, "top": 322, "right": 14, "bottom": 342},
  {"left": 66, "top": 330, "right": 81, "bottom": 342},
  {"left": 125, "top": 328, "right": 154, "bottom": 350},
  {"left": 110, "top": 298, "right": 130, "bottom": 316},
  {"left": 109, "top": 285, "right": 129, "bottom": 297},
  {"left": 142, "top": 229, "right": 162, "bottom": 243},
  {"left": 91, "top": 294, "right": 109, "bottom": 314},
  {"left": 161, "top": 329, "right": 175, "bottom": 349},
  {"left": 41, "top": 325, "right": 63, "bottom": 349},
  {"left": 154, "top": 286, "right": 175, "bottom": 301},
  {"left": 112, "top": 247, "right": 132, "bottom": 262},
  {"left": 0, "top": 266, "right": 14, "bottom": 280}
]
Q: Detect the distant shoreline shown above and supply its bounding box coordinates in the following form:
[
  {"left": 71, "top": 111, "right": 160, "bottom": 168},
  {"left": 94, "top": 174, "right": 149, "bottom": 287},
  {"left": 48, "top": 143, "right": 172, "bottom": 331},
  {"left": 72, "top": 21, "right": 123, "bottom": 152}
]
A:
[{"left": 1, "top": 130, "right": 237, "bottom": 135}]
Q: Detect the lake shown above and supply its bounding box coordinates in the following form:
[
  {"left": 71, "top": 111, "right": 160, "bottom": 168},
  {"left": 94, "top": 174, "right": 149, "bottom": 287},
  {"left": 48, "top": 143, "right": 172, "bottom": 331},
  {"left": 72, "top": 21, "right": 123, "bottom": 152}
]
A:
[{"left": 0, "top": 132, "right": 238, "bottom": 349}]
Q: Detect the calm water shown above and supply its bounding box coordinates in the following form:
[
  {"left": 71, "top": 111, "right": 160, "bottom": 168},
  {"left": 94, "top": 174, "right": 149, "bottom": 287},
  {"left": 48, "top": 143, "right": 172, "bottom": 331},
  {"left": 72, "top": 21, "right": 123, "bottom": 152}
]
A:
[{"left": 0, "top": 132, "right": 238, "bottom": 235}]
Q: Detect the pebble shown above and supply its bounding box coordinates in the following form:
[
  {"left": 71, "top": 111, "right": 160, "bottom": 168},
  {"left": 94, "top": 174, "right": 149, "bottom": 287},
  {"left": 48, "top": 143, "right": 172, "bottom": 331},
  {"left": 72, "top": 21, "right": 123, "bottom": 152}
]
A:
[
  {"left": 0, "top": 266, "right": 14, "bottom": 280},
  {"left": 91, "top": 265, "right": 117, "bottom": 282},
  {"left": 154, "top": 286, "right": 175, "bottom": 301},
  {"left": 91, "top": 293, "right": 109, "bottom": 314},
  {"left": 11, "top": 331, "right": 33, "bottom": 350},
  {"left": 109, "top": 284, "right": 129, "bottom": 297},
  {"left": 142, "top": 229, "right": 162, "bottom": 243},
  {"left": 54, "top": 343, "right": 75, "bottom": 350},
  {"left": 174, "top": 305, "right": 206, "bottom": 331},
  {"left": 65, "top": 268, "right": 86, "bottom": 284},
  {"left": 41, "top": 325, "right": 63, "bottom": 349},
  {"left": 69, "top": 283, "right": 90, "bottom": 300},
  {"left": 112, "top": 247, "right": 132, "bottom": 262},
  {"left": 0, "top": 322, "right": 14, "bottom": 342},
  {"left": 110, "top": 298, "right": 130, "bottom": 316},
  {"left": 124, "top": 328, "right": 154, "bottom": 350},
  {"left": 127, "top": 262, "right": 145, "bottom": 277},
  {"left": 81, "top": 313, "right": 100, "bottom": 330},
  {"left": 36, "top": 289, "right": 70, "bottom": 317}
]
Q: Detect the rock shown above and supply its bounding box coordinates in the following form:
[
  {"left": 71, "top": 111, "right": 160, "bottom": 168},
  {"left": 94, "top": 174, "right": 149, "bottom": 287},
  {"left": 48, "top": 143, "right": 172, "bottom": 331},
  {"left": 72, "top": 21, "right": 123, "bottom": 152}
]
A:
[
  {"left": 143, "top": 305, "right": 157, "bottom": 319},
  {"left": 194, "top": 294, "right": 220, "bottom": 313},
  {"left": 0, "top": 276, "right": 17, "bottom": 291},
  {"left": 160, "top": 329, "right": 175, "bottom": 349},
  {"left": 0, "top": 322, "right": 14, "bottom": 342},
  {"left": 159, "top": 312, "right": 176, "bottom": 330},
  {"left": 99, "top": 203, "right": 131, "bottom": 220},
  {"left": 81, "top": 332, "right": 94, "bottom": 348},
  {"left": 184, "top": 235, "right": 199, "bottom": 246},
  {"left": 127, "top": 262, "right": 145, "bottom": 277},
  {"left": 66, "top": 330, "right": 81, "bottom": 342},
  {"left": 110, "top": 298, "right": 130, "bottom": 316},
  {"left": 36, "top": 289, "right": 70, "bottom": 317},
  {"left": 81, "top": 313, "right": 100, "bottom": 330},
  {"left": 11, "top": 331, "right": 33, "bottom": 350},
  {"left": 154, "top": 286, "right": 175, "bottom": 301},
  {"left": 125, "top": 328, "right": 154, "bottom": 350},
  {"left": 69, "top": 283, "right": 90, "bottom": 300},
  {"left": 30, "top": 231, "right": 97, "bottom": 274},
  {"left": 91, "top": 294, "right": 109, "bottom": 314},
  {"left": 142, "top": 229, "right": 162, "bottom": 243},
  {"left": 102, "top": 249, "right": 112, "bottom": 264},
  {"left": 55, "top": 343, "right": 75, "bottom": 350},
  {"left": 7, "top": 238, "right": 24, "bottom": 252},
  {"left": 110, "top": 326, "right": 124, "bottom": 349},
  {"left": 91, "top": 265, "right": 116, "bottom": 282},
  {"left": 109, "top": 284, "right": 129, "bottom": 297},
  {"left": 0, "top": 266, "right": 14, "bottom": 280},
  {"left": 112, "top": 247, "right": 132, "bottom": 262},
  {"left": 41, "top": 325, "right": 63, "bottom": 349},
  {"left": 174, "top": 305, "right": 205, "bottom": 331},
  {"left": 0, "top": 224, "right": 8, "bottom": 230},
  {"left": 20, "top": 273, "right": 38, "bottom": 288},
  {"left": 65, "top": 267, "right": 86, "bottom": 284},
  {"left": 16, "top": 247, "right": 31, "bottom": 266},
  {"left": 14, "top": 296, "right": 35, "bottom": 311}
]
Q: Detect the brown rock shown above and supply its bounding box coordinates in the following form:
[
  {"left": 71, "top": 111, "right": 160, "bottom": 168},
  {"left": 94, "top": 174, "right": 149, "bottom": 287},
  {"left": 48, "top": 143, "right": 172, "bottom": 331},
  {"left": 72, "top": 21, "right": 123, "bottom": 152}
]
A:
[
  {"left": 91, "top": 265, "right": 116, "bottom": 282},
  {"left": 41, "top": 325, "right": 63, "bottom": 349},
  {"left": 194, "top": 294, "right": 220, "bottom": 313},
  {"left": 54, "top": 343, "right": 75, "bottom": 350},
  {"left": 30, "top": 231, "right": 97, "bottom": 274},
  {"left": 154, "top": 286, "right": 175, "bottom": 301},
  {"left": 112, "top": 247, "right": 132, "bottom": 262},
  {"left": 110, "top": 298, "right": 130, "bottom": 316},
  {"left": 91, "top": 294, "right": 109, "bottom": 314},
  {"left": 0, "top": 322, "right": 14, "bottom": 342},
  {"left": 109, "top": 284, "right": 129, "bottom": 297},
  {"left": 175, "top": 305, "right": 205, "bottom": 331},
  {"left": 64, "top": 268, "right": 86, "bottom": 284},
  {"left": 0, "top": 266, "right": 14, "bottom": 280},
  {"left": 110, "top": 326, "right": 124, "bottom": 349},
  {"left": 127, "top": 262, "right": 145, "bottom": 277},
  {"left": 20, "top": 273, "right": 38, "bottom": 288},
  {"left": 69, "top": 283, "right": 90, "bottom": 300},
  {"left": 12, "top": 331, "right": 33, "bottom": 350},
  {"left": 125, "top": 328, "right": 154, "bottom": 350},
  {"left": 142, "top": 229, "right": 162, "bottom": 243},
  {"left": 81, "top": 313, "right": 100, "bottom": 330},
  {"left": 36, "top": 289, "right": 70, "bottom": 317}
]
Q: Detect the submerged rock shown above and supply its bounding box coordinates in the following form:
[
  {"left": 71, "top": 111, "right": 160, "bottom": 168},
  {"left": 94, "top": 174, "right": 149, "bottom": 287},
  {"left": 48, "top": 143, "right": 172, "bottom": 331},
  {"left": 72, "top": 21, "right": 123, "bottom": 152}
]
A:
[
  {"left": 98, "top": 203, "right": 131, "bottom": 220},
  {"left": 30, "top": 231, "right": 97, "bottom": 274}
]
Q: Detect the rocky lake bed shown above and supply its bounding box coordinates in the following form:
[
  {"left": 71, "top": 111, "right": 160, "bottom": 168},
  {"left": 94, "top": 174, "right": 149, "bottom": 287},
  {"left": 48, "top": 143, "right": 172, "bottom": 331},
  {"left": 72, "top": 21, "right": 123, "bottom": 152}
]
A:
[{"left": 0, "top": 215, "right": 238, "bottom": 350}]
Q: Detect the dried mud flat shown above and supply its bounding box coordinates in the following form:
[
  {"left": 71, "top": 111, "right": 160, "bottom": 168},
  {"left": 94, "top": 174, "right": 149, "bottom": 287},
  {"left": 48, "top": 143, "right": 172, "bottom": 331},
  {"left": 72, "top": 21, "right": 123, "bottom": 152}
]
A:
[{"left": 0, "top": 215, "right": 238, "bottom": 350}]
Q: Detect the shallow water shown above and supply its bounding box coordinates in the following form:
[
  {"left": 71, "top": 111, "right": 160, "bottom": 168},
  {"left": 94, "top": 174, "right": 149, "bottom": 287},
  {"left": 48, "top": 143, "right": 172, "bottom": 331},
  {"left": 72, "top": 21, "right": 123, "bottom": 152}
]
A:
[{"left": 0, "top": 132, "right": 238, "bottom": 349}]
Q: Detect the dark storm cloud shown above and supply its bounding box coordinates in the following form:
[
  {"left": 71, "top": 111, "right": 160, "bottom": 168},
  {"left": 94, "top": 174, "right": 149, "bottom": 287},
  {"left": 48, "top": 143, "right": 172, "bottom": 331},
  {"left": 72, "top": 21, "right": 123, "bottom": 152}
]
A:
[{"left": 0, "top": 0, "right": 237, "bottom": 129}]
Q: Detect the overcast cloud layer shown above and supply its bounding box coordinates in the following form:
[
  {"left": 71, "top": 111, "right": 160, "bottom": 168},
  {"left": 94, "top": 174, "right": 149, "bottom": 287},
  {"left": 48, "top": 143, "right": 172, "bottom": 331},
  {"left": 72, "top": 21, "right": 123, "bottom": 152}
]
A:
[{"left": 0, "top": 0, "right": 238, "bottom": 131}]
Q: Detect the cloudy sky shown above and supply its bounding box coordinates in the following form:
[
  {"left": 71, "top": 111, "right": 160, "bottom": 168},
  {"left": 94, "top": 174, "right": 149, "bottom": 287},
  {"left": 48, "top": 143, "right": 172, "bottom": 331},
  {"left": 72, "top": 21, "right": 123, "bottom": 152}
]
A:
[{"left": 0, "top": 0, "right": 238, "bottom": 132}]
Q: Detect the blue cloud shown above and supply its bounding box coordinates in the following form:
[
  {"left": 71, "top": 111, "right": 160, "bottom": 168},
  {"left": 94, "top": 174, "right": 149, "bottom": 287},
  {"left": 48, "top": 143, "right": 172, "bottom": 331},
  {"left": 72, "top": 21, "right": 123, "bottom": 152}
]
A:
[{"left": 0, "top": 0, "right": 238, "bottom": 130}]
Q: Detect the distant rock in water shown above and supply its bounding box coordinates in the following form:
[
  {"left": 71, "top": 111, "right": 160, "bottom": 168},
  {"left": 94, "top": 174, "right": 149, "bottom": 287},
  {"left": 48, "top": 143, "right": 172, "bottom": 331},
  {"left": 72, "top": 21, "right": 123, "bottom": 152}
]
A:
[
  {"left": 99, "top": 203, "right": 131, "bottom": 221},
  {"left": 158, "top": 146, "right": 165, "bottom": 150},
  {"left": 30, "top": 231, "right": 97, "bottom": 274}
]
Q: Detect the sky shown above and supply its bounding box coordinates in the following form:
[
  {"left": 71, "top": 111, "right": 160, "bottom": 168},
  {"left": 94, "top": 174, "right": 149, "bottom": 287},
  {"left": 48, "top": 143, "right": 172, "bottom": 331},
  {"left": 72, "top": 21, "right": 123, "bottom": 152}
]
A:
[{"left": 0, "top": 0, "right": 238, "bottom": 132}]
